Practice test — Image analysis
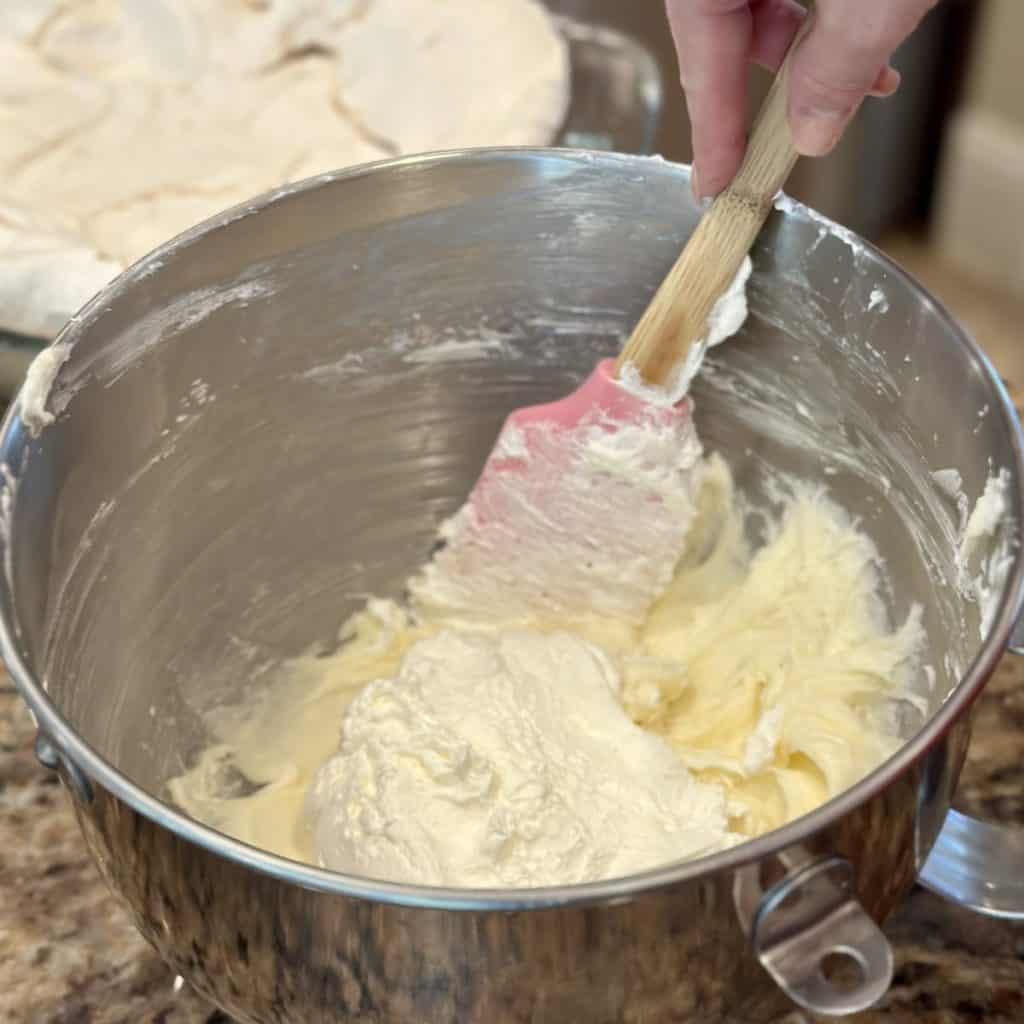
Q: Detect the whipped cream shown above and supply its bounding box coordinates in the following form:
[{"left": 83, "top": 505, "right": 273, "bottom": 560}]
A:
[
  {"left": 0, "top": 0, "right": 569, "bottom": 337},
  {"left": 306, "top": 629, "right": 736, "bottom": 887}
]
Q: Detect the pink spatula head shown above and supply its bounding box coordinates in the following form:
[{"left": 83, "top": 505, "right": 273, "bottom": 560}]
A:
[
  {"left": 409, "top": 360, "right": 704, "bottom": 626},
  {"left": 411, "top": 20, "right": 808, "bottom": 625},
  {"left": 469, "top": 359, "right": 694, "bottom": 501}
]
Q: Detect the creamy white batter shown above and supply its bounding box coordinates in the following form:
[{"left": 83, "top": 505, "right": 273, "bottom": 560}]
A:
[{"left": 169, "top": 457, "right": 925, "bottom": 884}]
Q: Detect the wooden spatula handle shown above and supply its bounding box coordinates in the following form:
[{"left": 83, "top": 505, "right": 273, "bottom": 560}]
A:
[{"left": 615, "top": 16, "right": 814, "bottom": 388}]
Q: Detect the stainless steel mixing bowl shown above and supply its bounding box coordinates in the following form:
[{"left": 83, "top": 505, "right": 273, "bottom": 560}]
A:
[{"left": 4, "top": 150, "right": 1024, "bottom": 1023}]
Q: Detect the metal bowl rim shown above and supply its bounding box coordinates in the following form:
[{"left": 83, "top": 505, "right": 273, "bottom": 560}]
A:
[{"left": 3, "top": 146, "right": 1022, "bottom": 911}]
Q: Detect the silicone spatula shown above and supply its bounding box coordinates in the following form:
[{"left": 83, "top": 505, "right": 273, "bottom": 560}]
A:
[{"left": 410, "top": 24, "right": 808, "bottom": 627}]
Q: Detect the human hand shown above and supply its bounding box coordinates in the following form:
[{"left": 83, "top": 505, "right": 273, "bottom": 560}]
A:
[{"left": 666, "top": 0, "right": 938, "bottom": 200}]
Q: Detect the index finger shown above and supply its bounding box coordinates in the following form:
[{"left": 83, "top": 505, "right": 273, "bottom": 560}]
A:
[
  {"left": 666, "top": 0, "right": 753, "bottom": 200},
  {"left": 667, "top": 1, "right": 806, "bottom": 199}
]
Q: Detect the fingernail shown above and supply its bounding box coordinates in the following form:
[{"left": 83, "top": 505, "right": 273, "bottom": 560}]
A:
[
  {"left": 870, "top": 67, "right": 901, "bottom": 98},
  {"left": 691, "top": 166, "right": 703, "bottom": 202},
  {"left": 691, "top": 169, "right": 717, "bottom": 207},
  {"left": 791, "top": 110, "right": 849, "bottom": 157}
]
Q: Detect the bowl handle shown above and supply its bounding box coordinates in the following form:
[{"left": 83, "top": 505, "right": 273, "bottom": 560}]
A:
[
  {"left": 735, "top": 853, "right": 894, "bottom": 1016},
  {"left": 918, "top": 618, "right": 1024, "bottom": 918},
  {"left": 34, "top": 731, "right": 94, "bottom": 805},
  {"left": 918, "top": 809, "right": 1024, "bottom": 918}
]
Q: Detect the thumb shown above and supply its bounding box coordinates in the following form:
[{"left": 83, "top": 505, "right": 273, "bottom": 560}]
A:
[{"left": 786, "top": 1, "right": 936, "bottom": 157}]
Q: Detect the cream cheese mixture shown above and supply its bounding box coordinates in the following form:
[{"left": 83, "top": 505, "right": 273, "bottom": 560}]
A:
[{"left": 170, "top": 456, "right": 925, "bottom": 885}]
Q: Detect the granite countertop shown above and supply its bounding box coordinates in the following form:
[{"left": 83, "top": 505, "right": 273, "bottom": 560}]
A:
[{"left": 3, "top": 238, "right": 1024, "bottom": 1023}]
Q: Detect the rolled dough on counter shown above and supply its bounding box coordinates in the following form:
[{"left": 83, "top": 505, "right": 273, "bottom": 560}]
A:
[{"left": 0, "top": 0, "right": 569, "bottom": 338}]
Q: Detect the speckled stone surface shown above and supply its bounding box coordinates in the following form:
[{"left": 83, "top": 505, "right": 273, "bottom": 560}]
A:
[{"left": 3, "top": 239, "right": 1024, "bottom": 1023}]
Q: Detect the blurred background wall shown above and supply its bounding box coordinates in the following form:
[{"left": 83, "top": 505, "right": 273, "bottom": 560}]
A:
[{"left": 934, "top": 0, "right": 1024, "bottom": 298}]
